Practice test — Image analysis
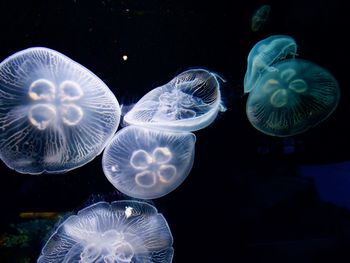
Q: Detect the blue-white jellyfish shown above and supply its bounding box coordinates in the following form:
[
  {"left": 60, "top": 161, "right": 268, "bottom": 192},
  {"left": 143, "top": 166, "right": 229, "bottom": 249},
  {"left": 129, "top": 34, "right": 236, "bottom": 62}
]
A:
[
  {"left": 123, "top": 69, "right": 225, "bottom": 132},
  {"left": 244, "top": 35, "right": 297, "bottom": 93},
  {"left": 0, "top": 47, "right": 121, "bottom": 174},
  {"left": 37, "top": 200, "right": 174, "bottom": 263},
  {"left": 102, "top": 125, "right": 196, "bottom": 199},
  {"left": 246, "top": 59, "right": 340, "bottom": 136}
]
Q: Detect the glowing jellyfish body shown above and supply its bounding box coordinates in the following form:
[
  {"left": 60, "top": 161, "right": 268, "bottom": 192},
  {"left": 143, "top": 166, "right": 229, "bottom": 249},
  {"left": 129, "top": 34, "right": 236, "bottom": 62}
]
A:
[
  {"left": 102, "top": 125, "right": 196, "bottom": 199},
  {"left": 244, "top": 35, "right": 297, "bottom": 93},
  {"left": 37, "top": 200, "right": 174, "bottom": 263},
  {"left": 123, "top": 69, "right": 225, "bottom": 132},
  {"left": 246, "top": 59, "right": 340, "bottom": 136},
  {"left": 0, "top": 47, "right": 121, "bottom": 174}
]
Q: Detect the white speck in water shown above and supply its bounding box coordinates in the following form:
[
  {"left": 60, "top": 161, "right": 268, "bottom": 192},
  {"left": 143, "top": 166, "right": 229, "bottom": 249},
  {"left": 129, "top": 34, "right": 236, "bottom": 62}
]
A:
[{"left": 125, "top": 206, "right": 133, "bottom": 218}]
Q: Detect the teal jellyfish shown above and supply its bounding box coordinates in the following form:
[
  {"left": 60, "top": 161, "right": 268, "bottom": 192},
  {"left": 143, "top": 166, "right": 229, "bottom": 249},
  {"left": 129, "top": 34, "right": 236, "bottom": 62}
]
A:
[
  {"left": 123, "top": 69, "right": 225, "bottom": 132},
  {"left": 244, "top": 35, "right": 297, "bottom": 93},
  {"left": 37, "top": 200, "right": 174, "bottom": 263},
  {"left": 246, "top": 59, "right": 340, "bottom": 136},
  {"left": 102, "top": 125, "right": 196, "bottom": 199},
  {"left": 0, "top": 47, "right": 121, "bottom": 174}
]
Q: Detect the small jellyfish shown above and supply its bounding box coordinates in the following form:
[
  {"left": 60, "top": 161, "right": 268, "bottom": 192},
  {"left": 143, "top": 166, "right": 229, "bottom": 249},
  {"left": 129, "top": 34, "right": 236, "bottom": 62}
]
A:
[
  {"left": 37, "top": 200, "right": 174, "bottom": 263},
  {"left": 123, "top": 69, "right": 225, "bottom": 132},
  {"left": 244, "top": 35, "right": 297, "bottom": 93},
  {"left": 102, "top": 125, "right": 196, "bottom": 199},
  {"left": 0, "top": 47, "right": 120, "bottom": 174},
  {"left": 251, "top": 4, "right": 271, "bottom": 32},
  {"left": 246, "top": 59, "right": 340, "bottom": 137}
]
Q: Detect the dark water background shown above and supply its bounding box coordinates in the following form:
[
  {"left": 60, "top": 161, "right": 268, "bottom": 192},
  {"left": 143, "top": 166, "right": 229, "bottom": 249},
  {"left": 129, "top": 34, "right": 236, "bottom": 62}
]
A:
[{"left": 0, "top": 0, "right": 349, "bottom": 262}]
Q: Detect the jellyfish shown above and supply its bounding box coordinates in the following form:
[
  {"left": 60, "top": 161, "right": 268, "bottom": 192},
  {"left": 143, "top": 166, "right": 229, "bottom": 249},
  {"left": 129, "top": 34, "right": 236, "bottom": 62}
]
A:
[
  {"left": 37, "top": 200, "right": 174, "bottom": 263},
  {"left": 123, "top": 69, "right": 225, "bottom": 132},
  {"left": 246, "top": 58, "right": 340, "bottom": 137},
  {"left": 102, "top": 125, "right": 196, "bottom": 199},
  {"left": 244, "top": 35, "right": 297, "bottom": 93},
  {"left": 251, "top": 4, "right": 271, "bottom": 32},
  {"left": 0, "top": 47, "right": 120, "bottom": 174}
]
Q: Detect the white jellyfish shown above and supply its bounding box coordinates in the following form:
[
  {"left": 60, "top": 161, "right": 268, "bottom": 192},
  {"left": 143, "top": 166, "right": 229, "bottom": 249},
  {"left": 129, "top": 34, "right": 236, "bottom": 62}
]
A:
[
  {"left": 123, "top": 69, "right": 225, "bottom": 132},
  {"left": 37, "top": 200, "right": 174, "bottom": 263},
  {"left": 102, "top": 125, "right": 196, "bottom": 199},
  {"left": 0, "top": 47, "right": 121, "bottom": 174}
]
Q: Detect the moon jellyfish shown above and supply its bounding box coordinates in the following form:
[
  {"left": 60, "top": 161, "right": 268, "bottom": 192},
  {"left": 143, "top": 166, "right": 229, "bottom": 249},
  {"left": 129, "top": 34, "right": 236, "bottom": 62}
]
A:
[
  {"left": 246, "top": 59, "right": 340, "bottom": 137},
  {"left": 102, "top": 125, "right": 196, "bottom": 199},
  {"left": 37, "top": 200, "right": 174, "bottom": 263},
  {"left": 0, "top": 47, "right": 121, "bottom": 174},
  {"left": 123, "top": 69, "right": 225, "bottom": 132},
  {"left": 244, "top": 35, "right": 297, "bottom": 93},
  {"left": 251, "top": 4, "right": 271, "bottom": 32}
]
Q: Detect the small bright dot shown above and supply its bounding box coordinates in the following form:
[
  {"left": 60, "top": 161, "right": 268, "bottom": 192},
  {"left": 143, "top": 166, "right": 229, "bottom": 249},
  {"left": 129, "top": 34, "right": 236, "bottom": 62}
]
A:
[
  {"left": 122, "top": 55, "right": 128, "bottom": 61},
  {"left": 111, "top": 165, "right": 118, "bottom": 172},
  {"left": 125, "top": 206, "right": 133, "bottom": 218}
]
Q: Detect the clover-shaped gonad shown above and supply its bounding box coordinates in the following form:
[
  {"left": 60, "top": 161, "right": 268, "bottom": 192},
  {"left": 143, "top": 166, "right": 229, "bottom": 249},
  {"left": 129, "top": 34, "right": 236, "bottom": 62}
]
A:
[{"left": 130, "top": 147, "right": 176, "bottom": 188}]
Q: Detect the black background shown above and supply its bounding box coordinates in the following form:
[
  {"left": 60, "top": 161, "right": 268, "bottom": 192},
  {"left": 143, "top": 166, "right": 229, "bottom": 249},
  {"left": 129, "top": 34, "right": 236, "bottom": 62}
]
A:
[{"left": 0, "top": 0, "right": 349, "bottom": 262}]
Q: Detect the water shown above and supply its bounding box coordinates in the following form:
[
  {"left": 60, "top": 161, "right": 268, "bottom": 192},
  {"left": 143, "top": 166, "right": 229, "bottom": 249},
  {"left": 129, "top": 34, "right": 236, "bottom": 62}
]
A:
[{"left": 0, "top": 0, "right": 349, "bottom": 262}]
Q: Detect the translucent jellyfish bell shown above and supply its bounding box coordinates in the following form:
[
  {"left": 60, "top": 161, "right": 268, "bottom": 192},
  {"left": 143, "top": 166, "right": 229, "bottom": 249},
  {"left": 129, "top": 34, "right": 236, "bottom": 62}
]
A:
[
  {"left": 244, "top": 35, "right": 297, "bottom": 93},
  {"left": 102, "top": 125, "right": 196, "bottom": 199},
  {"left": 0, "top": 47, "right": 121, "bottom": 174},
  {"left": 123, "top": 69, "right": 225, "bottom": 132},
  {"left": 37, "top": 200, "right": 174, "bottom": 263},
  {"left": 246, "top": 59, "right": 340, "bottom": 137}
]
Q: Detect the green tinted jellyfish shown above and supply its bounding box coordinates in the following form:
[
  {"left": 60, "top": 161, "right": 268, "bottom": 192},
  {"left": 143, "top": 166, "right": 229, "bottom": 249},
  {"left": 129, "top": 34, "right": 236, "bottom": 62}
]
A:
[
  {"left": 251, "top": 4, "right": 271, "bottom": 32},
  {"left": 246, "top": 59, "right": 340, "bottom": 137}
]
